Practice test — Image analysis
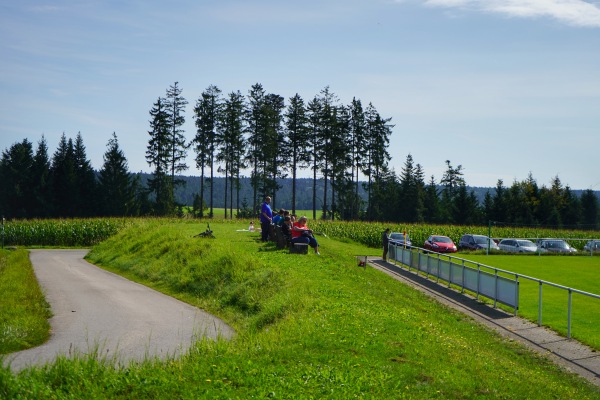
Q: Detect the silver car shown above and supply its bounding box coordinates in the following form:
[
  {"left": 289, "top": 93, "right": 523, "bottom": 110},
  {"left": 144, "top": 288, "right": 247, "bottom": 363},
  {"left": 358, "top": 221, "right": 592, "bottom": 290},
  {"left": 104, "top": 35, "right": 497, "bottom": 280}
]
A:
[
  {"left": 498, "top": 239, "right": 538, "bottom": 253},
  {"left": 536, "top": 239, "right": 577, "bottom": 253},
  {"left": 389, "top": 232, "right": 412, "bottom": 247},
  {"left": 583, "top": 240, "right": 600, "bottom": 252}
]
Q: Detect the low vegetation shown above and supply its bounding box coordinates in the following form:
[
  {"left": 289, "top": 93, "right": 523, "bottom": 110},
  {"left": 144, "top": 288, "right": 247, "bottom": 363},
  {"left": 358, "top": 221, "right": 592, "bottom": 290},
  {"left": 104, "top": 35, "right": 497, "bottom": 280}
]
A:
[
  {"left": 0, "top": 249, "right": 51, "bottom": 354},
  {"left": 1, "top": 219, "right": 599, "bottom": 398},
  {"left": 310, "top": 220, "right": 600, "bottom": 251},
  {"left": 2, "top": 218, "right": 128, "bottom": 247}
]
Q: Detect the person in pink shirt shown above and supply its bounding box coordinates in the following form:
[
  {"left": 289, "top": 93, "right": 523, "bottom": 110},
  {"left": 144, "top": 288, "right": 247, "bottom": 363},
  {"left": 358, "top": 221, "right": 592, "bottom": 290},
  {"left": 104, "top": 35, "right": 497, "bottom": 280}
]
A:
[{"left": 291, "top": 216, "right": 320, "bottom": 255}]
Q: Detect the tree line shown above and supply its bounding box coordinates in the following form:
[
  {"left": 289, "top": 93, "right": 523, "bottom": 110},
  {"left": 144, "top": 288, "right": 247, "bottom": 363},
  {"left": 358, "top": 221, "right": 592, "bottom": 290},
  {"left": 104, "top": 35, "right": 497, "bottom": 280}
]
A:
[
  {"left": 1, "top": 81, "right": 598, "bottom": 229},
  {"left": 145, "top": 82, "right": 393, "bottom": 221},
  {"left": 371, "top": 157, "right": 599, "bottom": 229}
]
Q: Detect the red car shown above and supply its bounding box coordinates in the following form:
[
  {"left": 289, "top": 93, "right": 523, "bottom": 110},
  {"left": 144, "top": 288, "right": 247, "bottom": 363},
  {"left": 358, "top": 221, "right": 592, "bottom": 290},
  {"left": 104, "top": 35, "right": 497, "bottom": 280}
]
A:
[{"left": 423, "top": 235, "right": 457, "bottom": 253}]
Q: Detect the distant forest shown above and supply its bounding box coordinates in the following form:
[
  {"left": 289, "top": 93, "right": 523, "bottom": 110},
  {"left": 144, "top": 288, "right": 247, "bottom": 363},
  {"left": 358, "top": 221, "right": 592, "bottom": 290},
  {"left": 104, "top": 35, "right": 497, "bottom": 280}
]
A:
[
  {"left": 1, "top": 81, "right": 599, "bottom": 229},
  {"left": 164, "top": 174, "right": 597, "bottom": 211}
]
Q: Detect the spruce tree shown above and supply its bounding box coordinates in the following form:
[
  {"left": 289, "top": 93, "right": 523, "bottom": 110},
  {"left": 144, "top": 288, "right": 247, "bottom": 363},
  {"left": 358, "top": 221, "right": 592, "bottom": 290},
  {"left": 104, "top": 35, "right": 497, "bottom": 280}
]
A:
[
  {"left": 284, "top": 93, "right": 310, "bottom": 214},
  {"left": 193, "top": 84, "right": 222, "bottom": 218},
  {"left": 0, "top": 139, "right": 34, "bottom": 218},
  {"left": 245, "top": 83, "right": 267, "bottom": 213},
  {"left": 217, "top": 90, "right": 246, "bottom": 219},
  {"left": 164, "top": 82, "right": 189, "bottom": 199},
  {"left": 146, "top": 97, "right": 173, "bottom": 215},
  {"left": 349, "top": 98, "right": 367, "bottom": 219},
  {"left": 306, "top": 96, "right": 322, "bottom": 220},
  {"left": 50, "top": 134, "right": 77, "bottom": 217},
  {"left": 581, "top": 189, "right": 599, "bottom": 229},
  {"left": 98, "top": 133, "right": 136, "bottom": 216},
  {"left": 31, "top": 136, "right": 52, "bottom": 217},
  {"left": 73, "top": 132, "right": 97, "bottom": 217}
]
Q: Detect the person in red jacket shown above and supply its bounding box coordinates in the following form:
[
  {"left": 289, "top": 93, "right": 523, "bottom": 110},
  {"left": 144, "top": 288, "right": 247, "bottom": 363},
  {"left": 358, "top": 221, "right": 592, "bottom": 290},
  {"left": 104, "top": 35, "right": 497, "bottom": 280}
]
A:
[{"left": 291, "top": 216, "right": 320, "bottom": 255}]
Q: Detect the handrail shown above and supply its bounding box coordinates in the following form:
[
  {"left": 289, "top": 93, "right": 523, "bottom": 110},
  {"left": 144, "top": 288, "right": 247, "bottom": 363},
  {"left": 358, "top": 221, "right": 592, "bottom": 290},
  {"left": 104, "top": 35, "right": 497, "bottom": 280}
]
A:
[{"left": 388, "top": 243, "right": 600, "bottom": 338}]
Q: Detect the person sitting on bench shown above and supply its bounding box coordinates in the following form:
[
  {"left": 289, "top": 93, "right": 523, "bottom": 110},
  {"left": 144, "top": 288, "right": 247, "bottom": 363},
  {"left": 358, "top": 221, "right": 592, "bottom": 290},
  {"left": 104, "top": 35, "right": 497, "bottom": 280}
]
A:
[
  {"left": 281, "top": 216, "right": 293, "bottom": 244},
  {"left": 291, "top": 216, "right": 320, "bottom": 255}
]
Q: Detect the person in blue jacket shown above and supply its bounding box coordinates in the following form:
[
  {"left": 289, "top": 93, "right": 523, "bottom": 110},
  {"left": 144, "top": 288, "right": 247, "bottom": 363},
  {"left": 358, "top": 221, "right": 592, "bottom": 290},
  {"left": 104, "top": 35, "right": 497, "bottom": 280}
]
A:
[{"left": 260, "top": 196, "right": 273, "bottom": 242}]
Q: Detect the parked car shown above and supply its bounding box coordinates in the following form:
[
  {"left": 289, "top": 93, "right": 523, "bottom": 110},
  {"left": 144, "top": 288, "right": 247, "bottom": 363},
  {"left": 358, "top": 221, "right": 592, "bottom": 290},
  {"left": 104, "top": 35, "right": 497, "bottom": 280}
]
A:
[
  {"left": 498, "top": 239, "right": 538, "bottom": 253},
  {"left": 389, "top": 232, "right": 412, "bottom": 247},
  {"left": 583, "top": 240, "right": 600, "bottom": 252},
  {"left": 536, "top": 239, "right": 577, "bottom": 253},
  {"left": 458, "top": 234, "right": 500, "bottom": 251},
  {"left": 423, "top": 235, "right": 457, "bottom": 253}
]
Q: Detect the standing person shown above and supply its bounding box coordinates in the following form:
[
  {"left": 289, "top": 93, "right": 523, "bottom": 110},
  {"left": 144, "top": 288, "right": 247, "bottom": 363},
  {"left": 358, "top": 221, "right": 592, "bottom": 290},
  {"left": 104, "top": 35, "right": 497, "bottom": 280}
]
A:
[
  {"left": 292, "top": 216, "right": 320, "bottom": 255},
  {"left": 382, "top": 228, "right": 390, "bottom": 261},
  {"left": 260, "top": 196, "right": 273, "bottom": 242}
]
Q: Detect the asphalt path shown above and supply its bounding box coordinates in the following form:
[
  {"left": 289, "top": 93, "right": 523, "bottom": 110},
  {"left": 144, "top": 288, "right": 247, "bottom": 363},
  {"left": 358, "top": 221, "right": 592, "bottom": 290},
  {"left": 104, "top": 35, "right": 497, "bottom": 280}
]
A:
[{"left": 3, "top": 249, "right": 234, "bottom": 372}]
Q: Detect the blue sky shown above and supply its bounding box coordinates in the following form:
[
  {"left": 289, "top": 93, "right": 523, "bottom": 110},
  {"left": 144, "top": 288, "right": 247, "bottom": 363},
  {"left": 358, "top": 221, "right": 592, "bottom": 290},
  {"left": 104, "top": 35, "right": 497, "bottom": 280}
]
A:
[{"left": 1, "top": 0, "right": 599, "bottom": 190}]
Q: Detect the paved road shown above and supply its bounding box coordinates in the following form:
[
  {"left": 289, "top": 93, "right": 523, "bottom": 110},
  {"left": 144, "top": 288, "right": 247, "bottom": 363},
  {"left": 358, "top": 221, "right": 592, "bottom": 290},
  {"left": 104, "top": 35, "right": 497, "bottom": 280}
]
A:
[{"left": 3, "top": 249, "right": 234, "bottom": 372}]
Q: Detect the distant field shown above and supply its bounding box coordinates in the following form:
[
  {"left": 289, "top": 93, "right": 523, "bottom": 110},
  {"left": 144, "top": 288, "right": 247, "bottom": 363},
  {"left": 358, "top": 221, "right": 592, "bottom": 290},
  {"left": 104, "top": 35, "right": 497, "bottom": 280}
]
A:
[{"left": 461, "top": 254, "right": 600, "bottom": 349}]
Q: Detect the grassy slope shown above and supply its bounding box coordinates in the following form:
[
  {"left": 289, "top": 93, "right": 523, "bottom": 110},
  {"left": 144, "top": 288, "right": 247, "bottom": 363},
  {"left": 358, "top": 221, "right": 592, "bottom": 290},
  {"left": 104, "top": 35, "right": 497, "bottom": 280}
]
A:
[
  {"left": 0, "top": 249, "right": 51, "bottom": 354},
  {"left": 1, "top": 220, "right": 599, "bottom": 399}
]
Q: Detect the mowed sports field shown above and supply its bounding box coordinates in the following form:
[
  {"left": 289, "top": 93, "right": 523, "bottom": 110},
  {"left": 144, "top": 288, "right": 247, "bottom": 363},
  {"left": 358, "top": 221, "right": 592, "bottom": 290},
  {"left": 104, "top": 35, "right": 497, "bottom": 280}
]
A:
[{"left": 463, "top": 254, "right": 600, "bottom": 350}]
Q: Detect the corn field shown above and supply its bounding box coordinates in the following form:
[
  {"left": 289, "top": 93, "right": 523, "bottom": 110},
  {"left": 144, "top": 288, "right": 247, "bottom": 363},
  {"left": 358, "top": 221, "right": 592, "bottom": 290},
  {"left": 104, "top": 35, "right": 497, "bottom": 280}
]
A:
[
  {"left": 1, "top": 219, "right": 128, "bottom": 247},
  {"left": 310, "top": 220, "right": 600, "bottom": 251}
]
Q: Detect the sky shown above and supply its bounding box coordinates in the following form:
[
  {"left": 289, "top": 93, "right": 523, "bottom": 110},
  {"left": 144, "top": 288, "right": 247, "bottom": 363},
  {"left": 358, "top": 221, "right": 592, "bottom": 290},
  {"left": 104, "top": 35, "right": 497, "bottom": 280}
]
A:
[{"left": 1, "top": 0, "right": 599, "bottom": 190}]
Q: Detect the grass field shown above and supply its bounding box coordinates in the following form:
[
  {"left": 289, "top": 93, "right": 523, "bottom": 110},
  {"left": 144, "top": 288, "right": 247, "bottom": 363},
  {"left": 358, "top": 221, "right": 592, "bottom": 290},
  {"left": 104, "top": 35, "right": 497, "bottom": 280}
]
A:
[
  {"left": 2, "top": 219, "right": 599, "bottom": 398},
  {"left": 459, "top": 254, "right": 600, "bottom": 349}
]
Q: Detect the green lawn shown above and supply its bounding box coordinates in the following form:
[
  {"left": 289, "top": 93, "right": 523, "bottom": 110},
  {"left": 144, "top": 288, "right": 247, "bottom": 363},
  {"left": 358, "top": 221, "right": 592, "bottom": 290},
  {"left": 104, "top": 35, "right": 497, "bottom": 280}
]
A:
[
  {"left": 1, "top": 220, "right": 599, "bottom": 398},
  {"left": 462, "top": 254, "right": 600, "bottom": 349}
]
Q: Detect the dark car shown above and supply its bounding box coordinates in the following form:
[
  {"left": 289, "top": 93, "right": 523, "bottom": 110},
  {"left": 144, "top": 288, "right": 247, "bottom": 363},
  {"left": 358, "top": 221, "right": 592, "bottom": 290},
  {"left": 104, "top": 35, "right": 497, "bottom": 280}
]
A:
[
  {"left": 536, "top": 239, "right": 577, "bottom": 253},
  {"left": 583, "top": 240, "right": 600, "bottom": 252},
  {"left": 389, "top": 232, "right": 412, "bottom": 247},
  {"left": 423, "top": 235, "right": 457, "bottom": 253},
  {"left": 458, "top": 234, "right": 500, "bottom": 251}
]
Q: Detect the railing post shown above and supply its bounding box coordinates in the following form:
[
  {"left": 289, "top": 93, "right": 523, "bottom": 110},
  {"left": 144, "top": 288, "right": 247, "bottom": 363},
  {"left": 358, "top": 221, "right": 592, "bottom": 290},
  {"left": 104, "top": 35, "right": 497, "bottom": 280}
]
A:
[
  {"left": 538, "top": 281, "right": 543, "bottom": 326},
  {"left": 494, "top": 270, "right": 498, "bottom": 308},
  {"left": 515, "top": 276, "right": 519, "bottom": 316},
  {"left": 568, "top": 289, "right": 572, "bottom": 339},
  {"left": 461, "top": 260, "right": 465, "bottom": 294},
  {"left": 476, "top": 265, "right": 481, "bottom": 300}
]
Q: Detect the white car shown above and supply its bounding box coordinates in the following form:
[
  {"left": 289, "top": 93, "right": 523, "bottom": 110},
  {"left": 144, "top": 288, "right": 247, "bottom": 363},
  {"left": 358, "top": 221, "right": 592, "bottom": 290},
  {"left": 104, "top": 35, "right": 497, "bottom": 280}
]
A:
[{"left": 498, "top": 239, "right": 538, "bottom": 253}]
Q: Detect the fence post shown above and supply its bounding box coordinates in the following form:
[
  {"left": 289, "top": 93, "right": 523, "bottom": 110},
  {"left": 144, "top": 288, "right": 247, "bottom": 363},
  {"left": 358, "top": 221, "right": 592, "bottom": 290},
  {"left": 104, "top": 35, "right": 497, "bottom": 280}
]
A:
[
  {"left": 568, "top": 289, "right": 572, "bottom": 339},
  {"left": 538, "top": 281, "right": 543, "bottom": 326},
  {"left": 448, "top": 259, "right": 453, "bottom": 288},
  {"left": 477, "top": 264, "right": 484, "bottom": 300},
  {"left": 515, "top": 276, "right": 519, "bottom": 316},
  {"left": 493, "top": 270, "right": 498, "bottom": 308},
  {"left": 461, "top": 260, "right": 466, "bottom": 294}
]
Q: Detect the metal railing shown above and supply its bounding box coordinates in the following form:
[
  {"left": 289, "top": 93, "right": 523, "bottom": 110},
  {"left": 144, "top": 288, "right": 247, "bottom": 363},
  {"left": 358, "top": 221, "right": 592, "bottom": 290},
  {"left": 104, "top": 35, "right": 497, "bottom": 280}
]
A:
[{"left": 388, "top": 243, "right": 600, "bottom": 338}]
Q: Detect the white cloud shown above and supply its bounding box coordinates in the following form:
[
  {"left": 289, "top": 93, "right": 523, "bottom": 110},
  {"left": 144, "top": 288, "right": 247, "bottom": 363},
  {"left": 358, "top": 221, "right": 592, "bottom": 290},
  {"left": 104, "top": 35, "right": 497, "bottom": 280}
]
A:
[{"left": 424, "top": 0, "right": 600, "bottom": 27}]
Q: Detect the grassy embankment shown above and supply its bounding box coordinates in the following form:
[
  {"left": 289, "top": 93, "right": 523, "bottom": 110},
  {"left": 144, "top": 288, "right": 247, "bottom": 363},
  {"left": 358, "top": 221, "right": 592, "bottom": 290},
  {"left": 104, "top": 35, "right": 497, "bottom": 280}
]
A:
[
  {"left": 0, "top": 249, "right": 51, "bottom": 354},
  {"left": 1, "top": 219, "right": 599, "bottom": 398}
]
